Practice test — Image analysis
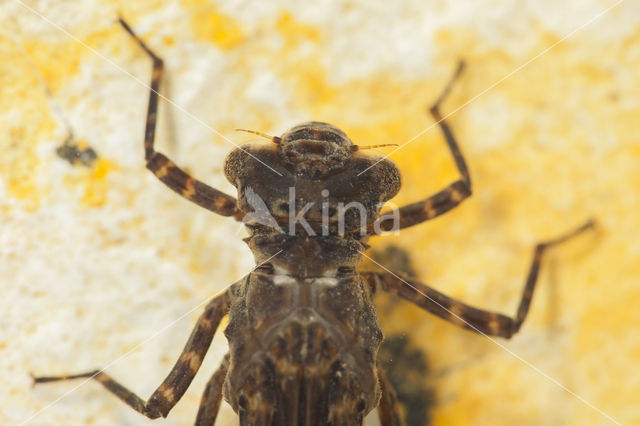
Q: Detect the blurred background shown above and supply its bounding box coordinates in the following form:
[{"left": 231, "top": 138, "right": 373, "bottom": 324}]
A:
[{"left": 1, "top": 1, "right": 638, "bottom": 425}]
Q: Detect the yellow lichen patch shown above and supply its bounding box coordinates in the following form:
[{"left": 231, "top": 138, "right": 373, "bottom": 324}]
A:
[
  {"left": 183, "top": 0, "right": 245, "bottom": 49},
  {"left": 20, "top": 26, "right": 115, "bottom": 95},
  {"left": 1, "top": 24, "right": 130, "bottom": 211},
  {"left": 570, "top": 265, "right": 640, "bottom": 423},
  {"left": 288, "top": 65, "right": 337, "bottom": 111},
  {"left": 1, "top": 127, "right": 43, "bottom": 212},
  {"left": 63, "top": 158, "right": 118, "bottom": 208},
  {"left": 434, "top": 27, "right": 485, "bottom": 66},
  {"left": 81, "top": 158, "right": 118, "bottom": 207},
  {"left": 276, "top": 11, "right": 322, "bottom": 50},
  {"left": 0, "top": 36, "right": 57, "bottom": 211},
  {"left": 21, "top": 41, "right": 82, "bottom": 95}
]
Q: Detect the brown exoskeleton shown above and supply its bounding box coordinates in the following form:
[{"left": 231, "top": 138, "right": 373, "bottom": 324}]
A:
[{"left": 33, "top": 18, "right": 594, "bottom": 425}]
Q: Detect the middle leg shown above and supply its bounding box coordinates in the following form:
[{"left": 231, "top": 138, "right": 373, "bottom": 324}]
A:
[
  {"left": 33, "top": 288, "right": 234, "bottom": 419},
  {"left": 365, "top": 220, "right": 594, "bottom": 338}
]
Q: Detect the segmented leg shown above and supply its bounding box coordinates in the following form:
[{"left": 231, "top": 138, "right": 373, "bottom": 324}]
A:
[
  {"left": 377, "top": 364, "right": 403, "bottom": 426},
  {"left": 365, "top": 221, "right": 594, "bottom": 338},
  {"left": 33, "top": 290, "right": 232, "bottom": 419},
  {"left": 194, "top": 353, "right": 230, "bottom": 426},
  {"left": 117, "top": 18, "right": 242, "bottom": 220},
  {"left": 381, "top": 61, "right": 471, "bottom": 231}
]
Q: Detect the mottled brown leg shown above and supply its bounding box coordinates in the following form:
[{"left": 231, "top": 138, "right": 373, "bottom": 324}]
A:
[
  {"left": 377, "top": 364, "right": 403, "bottom": 426},
  {"left": 194, "top": 353, "right": 230, "bottom": 426},
  {"left": 366, "top": 220, "right": 594, "bottom": 338},
  {"left": 34, "top": 290, "right": 232, "bottom": 419},
  {"left": 381, "top": 61, "right": 471, "bottom": 231},
  {"left": 117, "top": 18, "right": 241, "bottom": 220}
]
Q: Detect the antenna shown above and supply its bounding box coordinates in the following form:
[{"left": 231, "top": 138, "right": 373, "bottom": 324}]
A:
[
  {"left": 350, "top": 143, "right": 399, "bottom": 152},
  {"left": 235, "top": 129, "right": 281, "bottom": 144}
]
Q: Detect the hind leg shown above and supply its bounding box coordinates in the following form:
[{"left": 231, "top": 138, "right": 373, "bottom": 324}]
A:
[
  {"left": 377, "top": 364, "right": 403, "bottom": 426},
  {"left": 194, "top": 354, "right": 229, "bottom": 425}
]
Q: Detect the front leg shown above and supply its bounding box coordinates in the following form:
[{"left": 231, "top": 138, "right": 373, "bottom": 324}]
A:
[
  {"left": 365, "top": 220, "right": 594, "bottom": 338},
  {"left": 33, "top": 289, "right": 232, "bottom": 419},
  {"left": 117, "top": 18, "right": 242, "bottom": 220},
  {"left": 380, "top": 61, "right": 471, "bottom": 232}
]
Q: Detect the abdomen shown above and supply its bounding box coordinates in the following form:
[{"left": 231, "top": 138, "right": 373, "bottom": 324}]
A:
[{"left": 223, "top": 272, "right": 382, "bottom": 425}]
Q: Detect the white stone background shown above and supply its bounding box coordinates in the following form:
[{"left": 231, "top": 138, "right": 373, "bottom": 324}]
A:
[{"left": 1, "top": 1, "right": 639, "bottom": 425}]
